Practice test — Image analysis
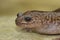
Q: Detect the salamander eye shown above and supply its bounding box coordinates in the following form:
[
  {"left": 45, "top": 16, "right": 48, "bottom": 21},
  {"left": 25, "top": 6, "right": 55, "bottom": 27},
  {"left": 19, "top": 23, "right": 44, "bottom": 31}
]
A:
[{"left": 24, "top": 17, "right": 32, "bottom": 22}]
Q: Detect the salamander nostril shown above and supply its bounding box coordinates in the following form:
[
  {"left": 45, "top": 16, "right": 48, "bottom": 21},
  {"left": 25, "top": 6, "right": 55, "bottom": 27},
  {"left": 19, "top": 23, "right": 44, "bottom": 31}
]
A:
[
  {"left": 17, "top": 13, "right": 19, "bottom": 17},
  {"left": 24, "top": 17, "right": 32, "bottom": 22},
  {"left": 17, "top": 12, "right": 23, "bottom": 17}
]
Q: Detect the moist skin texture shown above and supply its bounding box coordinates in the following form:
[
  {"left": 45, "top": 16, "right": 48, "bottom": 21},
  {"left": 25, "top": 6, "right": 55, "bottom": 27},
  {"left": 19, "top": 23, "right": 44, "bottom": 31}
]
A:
[{"left": 15, "top": 8, "right": 60, "bottom": 34}]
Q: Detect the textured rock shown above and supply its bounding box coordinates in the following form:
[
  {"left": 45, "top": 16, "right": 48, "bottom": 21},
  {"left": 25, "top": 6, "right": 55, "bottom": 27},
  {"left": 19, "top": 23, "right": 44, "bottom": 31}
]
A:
[{"left": 52, "top": 38, "right": 60, "bottom": 40}]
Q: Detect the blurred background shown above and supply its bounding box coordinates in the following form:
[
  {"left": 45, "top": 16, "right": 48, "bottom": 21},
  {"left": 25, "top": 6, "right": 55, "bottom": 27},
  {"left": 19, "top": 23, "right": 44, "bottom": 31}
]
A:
[{"left": 0, "top": 0, "right": 60, "bottom": 16}]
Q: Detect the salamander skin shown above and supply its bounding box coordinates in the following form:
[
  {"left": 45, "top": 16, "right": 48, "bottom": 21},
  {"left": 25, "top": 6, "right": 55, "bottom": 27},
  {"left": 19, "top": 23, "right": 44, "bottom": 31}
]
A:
[{"left": 15, "top": 8, "right": 60, "bottom": 34}]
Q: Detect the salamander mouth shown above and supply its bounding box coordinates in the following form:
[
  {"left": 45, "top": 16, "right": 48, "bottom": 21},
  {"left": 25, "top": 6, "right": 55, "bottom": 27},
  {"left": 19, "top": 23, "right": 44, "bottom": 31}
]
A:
[{"left": 15, "top": 20, "right": 29, "bottom": 27}]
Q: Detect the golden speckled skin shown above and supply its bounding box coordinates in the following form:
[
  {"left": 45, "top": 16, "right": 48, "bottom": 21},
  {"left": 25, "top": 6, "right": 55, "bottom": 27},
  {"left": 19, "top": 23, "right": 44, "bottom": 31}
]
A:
[{"left": 15, "top": 9, "right": 60, "bottom": 34}]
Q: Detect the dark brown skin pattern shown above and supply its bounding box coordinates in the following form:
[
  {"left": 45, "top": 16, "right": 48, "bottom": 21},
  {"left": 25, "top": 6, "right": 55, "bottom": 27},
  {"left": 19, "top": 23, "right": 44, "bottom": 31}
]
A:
[{"left": 15, "top": 8, "right": 60, "bottom": 34}]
